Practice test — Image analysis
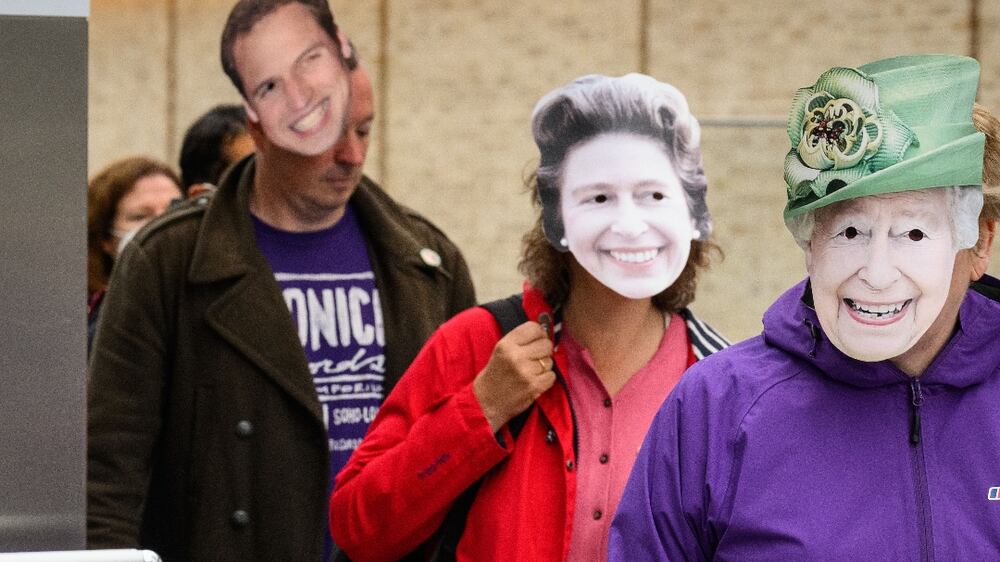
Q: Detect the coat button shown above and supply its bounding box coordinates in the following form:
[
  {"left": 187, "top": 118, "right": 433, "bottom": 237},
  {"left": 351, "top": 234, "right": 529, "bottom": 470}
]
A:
[
  {"left": 593, "top": 509, "right": 603, "bottom": 520},
  {"left": 599, "top": 453, "right": 609, "bottom": 464},
  {"left": 545, "top": 429, "right": 556, "bottom": 443},
  {"left": 603, "top": 398, "right": 612, "bottom": 408},
  {"left": 566, "top": 459, "right": 574, "bottom": 471},
  {"left": 235, "top": 420, "right": 254, "bottom": 437},
  {"left": 230, "top": 510, "right": 250, "bottom": 528}
]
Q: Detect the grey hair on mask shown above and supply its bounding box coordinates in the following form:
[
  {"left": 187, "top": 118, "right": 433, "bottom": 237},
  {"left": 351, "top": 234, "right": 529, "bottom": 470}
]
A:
[
  {"left": 530, "top": 73, "right": 712, "bottom": 250},
  {"left": 785, "top": 185, "right": 984, "bottom": 251},
  {"left": 949, "top": 185, "right": 985, "bottom": 249}
]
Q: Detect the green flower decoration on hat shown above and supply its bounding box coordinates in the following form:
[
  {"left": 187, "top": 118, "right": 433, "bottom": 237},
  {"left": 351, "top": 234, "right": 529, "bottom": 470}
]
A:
[
  {"left": 781, "top": 55, "right": 985, "bottom": 223},
  {"left": 784, "top": 67, "right": 917, "bottom": 204}
]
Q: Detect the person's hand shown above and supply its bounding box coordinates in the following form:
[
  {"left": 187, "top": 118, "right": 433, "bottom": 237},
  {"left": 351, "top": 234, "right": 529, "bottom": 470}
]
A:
[{"left": 473, "top": 322, "right": 555, "bottom": 433}]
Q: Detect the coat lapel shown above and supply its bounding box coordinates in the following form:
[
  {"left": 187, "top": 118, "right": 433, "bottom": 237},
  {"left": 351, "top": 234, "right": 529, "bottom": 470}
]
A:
[
  {"left": 351, "top": 177, "right": 454, "bottom": 386},
  {"left": 205, "top": 269, "right": 322, "bottom": 424},
  {"left": 189, "top": 157, "right": 323, "bottom": 427}
]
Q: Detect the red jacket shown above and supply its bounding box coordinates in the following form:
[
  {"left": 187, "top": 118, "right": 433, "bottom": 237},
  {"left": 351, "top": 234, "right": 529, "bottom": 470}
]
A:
[{"left": 330, "top": 285, "right": 725, "bottom": 561}]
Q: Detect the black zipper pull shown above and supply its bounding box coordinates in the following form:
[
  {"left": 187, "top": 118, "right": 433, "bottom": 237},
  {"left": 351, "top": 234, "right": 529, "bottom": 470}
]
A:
[
  {"left": 909, "top": 378, "right": 923, "bottom": 445},
  {"left": 804, "top": 320, "right": 820, "bottom": 358}
]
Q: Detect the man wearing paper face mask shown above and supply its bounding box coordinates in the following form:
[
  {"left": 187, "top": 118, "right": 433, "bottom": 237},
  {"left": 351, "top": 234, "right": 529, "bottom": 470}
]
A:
[
  {"left": 87, "top": 1, "right": 476, "bottom": 559},
  {"left": 610, "top": 55, "right": 1000, "bottom": 561},
  {"left": 330, "top": 73, "right": 726, "bottom": 562}
]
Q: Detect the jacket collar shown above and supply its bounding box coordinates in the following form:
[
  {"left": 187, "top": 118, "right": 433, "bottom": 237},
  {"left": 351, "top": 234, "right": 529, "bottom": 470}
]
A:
[
  {"left": 520, "top": 283, "right": 728, "bottom": 359},
  {"left": 521, "top": 281, "right": 553, "bottom": 323},
  {"left": 188, "top": 156, "right": 259, "bottom": 283},
  {"left": 351, "top": 176, "right": 452, "bottom": 277},
  {"left": 763, "top": 275, "right": 1000, "bottom": 388},
  {"left": 183, "top": 156, "right": 461, "bottom": 427},
  {"left": 188, "top": 157, "right": 451, "bottom": 283}
]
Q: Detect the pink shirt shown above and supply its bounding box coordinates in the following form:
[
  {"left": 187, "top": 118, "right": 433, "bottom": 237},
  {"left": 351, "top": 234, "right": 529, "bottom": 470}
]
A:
[{"left": 563, "top": 312, "right": 689, "bottom": 562}]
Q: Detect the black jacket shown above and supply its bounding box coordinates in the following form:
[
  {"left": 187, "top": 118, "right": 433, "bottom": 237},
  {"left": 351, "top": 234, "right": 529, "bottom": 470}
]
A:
[{"left": 87, "top": 156, "right": 476, "bottom": 560}]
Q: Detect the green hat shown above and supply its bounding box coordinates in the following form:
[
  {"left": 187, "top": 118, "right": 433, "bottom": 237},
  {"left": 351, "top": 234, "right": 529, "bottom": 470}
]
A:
[{"left": 783, "top": 54, "right": 985, "bottom": 220}]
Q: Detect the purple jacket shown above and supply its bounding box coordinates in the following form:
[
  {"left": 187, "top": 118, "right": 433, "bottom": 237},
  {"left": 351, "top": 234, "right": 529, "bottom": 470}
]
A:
[{"left": 610, "top": 276, "right": 1000, "bottom": 561}]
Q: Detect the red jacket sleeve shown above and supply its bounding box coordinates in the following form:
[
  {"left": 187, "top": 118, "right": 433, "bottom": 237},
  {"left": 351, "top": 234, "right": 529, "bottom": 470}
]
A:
[{"left": 330, "top": 307, "right": 513, "bottom": 562}]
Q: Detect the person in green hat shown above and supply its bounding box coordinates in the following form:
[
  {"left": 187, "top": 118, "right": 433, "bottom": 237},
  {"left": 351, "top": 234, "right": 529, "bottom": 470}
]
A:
[{"left": 608, "top": 54, "right": 1000, "bottom": 560}]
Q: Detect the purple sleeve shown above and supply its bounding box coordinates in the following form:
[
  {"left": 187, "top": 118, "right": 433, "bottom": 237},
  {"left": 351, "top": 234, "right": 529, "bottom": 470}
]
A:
[{"left": 609, "top": 376, "right": 717, "bottom": 561}]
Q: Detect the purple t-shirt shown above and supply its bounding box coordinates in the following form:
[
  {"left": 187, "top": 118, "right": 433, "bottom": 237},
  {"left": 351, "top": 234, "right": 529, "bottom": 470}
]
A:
[{"left": 252, "top": 205, "right": 385, "bottom": 481}]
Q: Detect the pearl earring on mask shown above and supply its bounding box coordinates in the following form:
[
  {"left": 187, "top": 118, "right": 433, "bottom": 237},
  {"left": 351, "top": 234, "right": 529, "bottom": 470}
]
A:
[
  {"left": 692, "top": 229, "right": 701, "bottom": 240},
  {"left": 560, "top": 237, "right": 568, "bottom": 249}
]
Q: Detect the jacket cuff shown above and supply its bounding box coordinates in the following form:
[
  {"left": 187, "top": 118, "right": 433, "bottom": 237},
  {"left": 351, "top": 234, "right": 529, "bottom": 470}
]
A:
[{"left": 453, "top": 382, "right": 510, "bottom": 454}]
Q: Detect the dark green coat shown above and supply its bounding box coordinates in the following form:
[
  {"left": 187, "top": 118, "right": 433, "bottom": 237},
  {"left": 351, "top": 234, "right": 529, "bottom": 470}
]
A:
[{"left": 87, "top": 157, "right": 476, "bottom": 561}]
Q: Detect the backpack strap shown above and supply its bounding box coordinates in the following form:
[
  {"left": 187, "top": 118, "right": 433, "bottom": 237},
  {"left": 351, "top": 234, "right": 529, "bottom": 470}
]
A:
[{"left": 480, "top": 293, "right": 528, "bottom": 338}]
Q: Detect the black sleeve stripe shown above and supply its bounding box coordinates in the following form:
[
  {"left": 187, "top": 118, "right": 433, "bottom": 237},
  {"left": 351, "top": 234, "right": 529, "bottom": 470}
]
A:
[
  {"left": 682, "top": 309, "right": 729, "bottom": 349},
  {"left": 681, "top": 309, "right": 729, "bottom": 360},
  {"left": 686, "top": 324, "right": 714, "bottom": 360},
  {"left": 689, "top": 314, "right": 730, "bottom": 350}
]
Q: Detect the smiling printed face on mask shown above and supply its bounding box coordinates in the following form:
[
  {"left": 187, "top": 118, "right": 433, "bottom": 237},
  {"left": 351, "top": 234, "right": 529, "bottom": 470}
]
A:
[
  {"left": 234, "top": 2, "right": 349, "bottom": 157},
  {"left": 559, "top": 133, "right": 695, "bottom": 299},
  {"left": 807, "top": 189, "right": 958, "bottom": 362}
]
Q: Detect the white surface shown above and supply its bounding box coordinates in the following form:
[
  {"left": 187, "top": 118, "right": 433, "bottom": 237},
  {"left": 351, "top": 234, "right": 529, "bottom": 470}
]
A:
[
  {"left": 0, "top": 551, "right": 159, "bottom": 562},
  {"left": 0, "top": 1, "right": 88, "bottom": 17}
]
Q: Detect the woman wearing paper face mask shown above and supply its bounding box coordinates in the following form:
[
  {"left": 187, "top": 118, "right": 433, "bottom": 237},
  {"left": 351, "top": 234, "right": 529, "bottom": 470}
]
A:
[
  {"left": 611, "top": 55, "right": 1000, "bottom": 561},
  {"left": 330, "top": 74, "right": 726, "bottom": 562},
  {"left": 87, "top": 156, "right": 182, "bottom": 351}
]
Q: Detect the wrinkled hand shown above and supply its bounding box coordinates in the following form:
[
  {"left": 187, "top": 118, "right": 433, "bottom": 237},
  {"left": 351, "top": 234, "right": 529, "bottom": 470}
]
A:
[{"left": 474, "top": 322, "right": 555, "bottom": 433}]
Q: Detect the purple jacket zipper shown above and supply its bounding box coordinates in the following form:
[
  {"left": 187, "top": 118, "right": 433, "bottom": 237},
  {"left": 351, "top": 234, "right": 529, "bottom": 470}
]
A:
[{"left": 909, "top": 378, "right": 935, "bottom": 562}]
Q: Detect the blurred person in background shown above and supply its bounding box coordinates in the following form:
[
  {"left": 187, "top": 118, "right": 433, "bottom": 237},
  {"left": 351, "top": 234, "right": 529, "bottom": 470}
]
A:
[
  {"left": 330, "top": 73, "right": 726, "bottom": 562},
  {"left": 178, "top": 103, "right": 254, "bottom": 197},
  {"left": 86, "top": 156, "right": 182, "bottom": 350}
]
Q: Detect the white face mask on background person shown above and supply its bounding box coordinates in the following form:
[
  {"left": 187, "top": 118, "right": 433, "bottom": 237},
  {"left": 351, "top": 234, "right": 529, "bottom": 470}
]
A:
[
  {"left": 806, "top": 190, "right": 957, "bottom": 362},
  {"left": 558, "top": 133, "right": 696, "bottom": 299},
  {"left": 111, "top": 227, "right": 141, "bottom": 256},
  {"left": 102, "top": 173, "right": 183, "bottom": 259}
]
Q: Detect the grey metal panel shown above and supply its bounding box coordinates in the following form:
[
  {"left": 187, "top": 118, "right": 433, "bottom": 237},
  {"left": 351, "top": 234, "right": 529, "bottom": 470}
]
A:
[{"left": 0, "top": 14, "right": 88, "bottom": 551}]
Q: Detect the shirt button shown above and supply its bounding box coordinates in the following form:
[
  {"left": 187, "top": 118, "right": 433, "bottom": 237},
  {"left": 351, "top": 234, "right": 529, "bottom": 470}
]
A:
[
  {"left": 566, "top": 460, "right": 574, "bottom": 471},
  {"left": 230, "top": 509, "right": 250, "bottom": 528},
  {"left": 235, "top": 420, "right": 254, "bottom": 438},
  {"left": 593, "top": 509, "right": 603, "bottom": 520},
  {"left": 599, "top": 453, "right": 609, "bottom": 464},
  {"left": 545, "top": 429, "right": 556, "bottom": 443},
  {"left": 603, "top": 398, "right": 612, "bottom": 408}
]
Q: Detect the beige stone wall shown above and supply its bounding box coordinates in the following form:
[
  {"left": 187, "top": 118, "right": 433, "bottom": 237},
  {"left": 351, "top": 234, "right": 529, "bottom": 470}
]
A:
[{"left": 89, "top": 0, "right": 1000, "bottom": 342}]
